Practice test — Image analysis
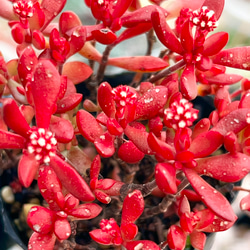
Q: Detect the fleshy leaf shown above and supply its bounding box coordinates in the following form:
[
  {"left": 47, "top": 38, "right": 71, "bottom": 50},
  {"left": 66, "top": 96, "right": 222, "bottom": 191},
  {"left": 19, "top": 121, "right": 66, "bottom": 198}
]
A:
[
  {"left": 0, "top": 130, "right": 25, "bottom": 149},
  {"left": 107, "top": 56, "right": 168, "bottom": 72},
  {"left": 212, "top": 47, "right": 250, "bottom": 70},
  {"left": 94, "top": 131, "right": 115, "bottom": 157},
  {"left": 167, "top": 225, "right": 186, "bottom": 250},
  {"left": 28, "top": 232, "right": 56, "bottom": 250},
  {"left": 194, "top": 153, "right": 250, "bottom": 182},
  {"left": 56, "top": 93, "right": 82, "bottom": 113},
  {"left": 18, "top": 153, "right": 40, "bottom": 188},
  {"left": 183, "top": 168, "right": 237, "bottom": 222},
  {"left": 135, "top": 86, "right": 168, "bottom": 120},
  {"left": 62, "top": 61, "right": 92, "bottom": 84},
  {"left": 121, "top": 190, "right": 144, "bottom": 224},
  {"left": 89, "top": 229, "right": 114, "bottom": 245},
  {"left": 190, "top": 231, "right": 206, "bottom": 250},
  {"left": 50, "top": 154, "right": 95, "bottom": 202},
  {"left": 202, "top": 0, "right": 225, "bottom": 20},
  {"left": 155, "top": 163, "right": 177, "bottom": 194},
  {"left": 125, "top": 240, "right": 161, "bottom": 250},
  {"left": 54, "top": 218, "right": 71, "bottom": 240},
  {"left": 69, "top": 203, "right": 102, "bottom": 219},
  {"left": 31, "top": 60, "right": 61, "bottom": 128}
]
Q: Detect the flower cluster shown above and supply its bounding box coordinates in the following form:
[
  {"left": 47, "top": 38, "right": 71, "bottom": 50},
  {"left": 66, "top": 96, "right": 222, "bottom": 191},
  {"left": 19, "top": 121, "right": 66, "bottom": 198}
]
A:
[{"left": 0, "top": 0, "right": 249, "bottom": 250}]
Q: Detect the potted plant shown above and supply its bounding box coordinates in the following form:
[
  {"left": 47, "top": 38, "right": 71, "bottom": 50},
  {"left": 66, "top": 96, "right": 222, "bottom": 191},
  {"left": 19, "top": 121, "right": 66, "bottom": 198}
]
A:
[{"left": 0, "top": 0, "right": 250, "bottom": 249}]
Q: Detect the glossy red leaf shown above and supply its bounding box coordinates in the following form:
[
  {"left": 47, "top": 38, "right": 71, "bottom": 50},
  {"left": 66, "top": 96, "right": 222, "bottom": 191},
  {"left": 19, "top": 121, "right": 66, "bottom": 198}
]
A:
[
  {"left": 90, "top": 154, "right": 101, "bottom": 181},
  {"left": 97, "top": 82, "right": 116, "bottom": 118},
  {"left": 192, "top": 118, "right": 210, "bottom": 139},
  {"left": 112, "top": 0, "right": 133, "bottom": 20},
  {"left": 183, "top": 168, "right": 237, "bottom": 222},
  {"left": 167, "top": 225, "right": 186, "bottom": 250},
  {"left": 76, "top": 109, "right": 104, "bottom": 142},
  {"left": 240, "top": 193, "right": 250, "bottom": 211},
  {"left": 69, "top": 203, "right": 102, "bottom": 219},
  {"left": 2, "top": 99, "right": 30, "bottom": 138},
  {"left": 121, "top": 190, "right": 144, "bottom": 224},
  {"left": 49, "top": 115, "right": 74, "bottom": 143},
  {"left": 94, "top": 131, "right": 115, "bottom": 157},
  {"left": 68, "top": 26, "right": 86, "bottom": 56},
  {"left": 92, "top": 28, "right": 117, "bottom": 45},
  {"left": 190, "top": 231, "right": 206, "bottom": 250},
  {"left": 151, "top": 7, "right": 183, "bottom": 54},
  {"left": 206, "top": 73, "right": 242, "bottom": 85},
  {"left": 203, "top": 32, "right": 228, "bottom": 57},
  {"left": 56, "top": 93, "right": 82, "bottom": 113},
  {"left": 18, "top": 46, "right": 38, "bottom": 87},
  {"left": 31, "top": 60, "right": 61, "bottom": 128},
  {"left": 0, "top": 130, "right": 25, "bottom": 149},
  {"left": 107, "top": 56, "right": 168, "bottom": 72},
  {"left": 125, "top": 240, "right": 161, "bottom": 250},
  {"left": 29, "top": 2, "right": 45, "bottom": 30},
  {"left": 124, "top": 125, "right": 153, "bottom": 154},
  {"left": 120, "top": 223, "right": 138, "bottom": 241},
  {"left": 201, "top": 216, "right": 235, "bottom": 232},
  {"left": 118, "top": 140, "right": 145, "bottom": 164},
  {"left": 135, "top": 86, "right": 168, "bottom": 120},
  {"left": 180, "top": 20, "right": 193, "bottom": 52},
  {"left": 18, "top": 153, "right": 40, "bottom": 187},
  {"left": 212, "top": 47, "right": 250, "bottom": 70},
  {"left": 38, "top": 166, "right": 63, "bottom": 210},
  {"left": 32, "top": 30, "right": 46, "bottom": 50},
  {"left": 155, "top": 163, "right": 177, "bottom": 194},
  {"left": 11, "top": 23, "right": 25, "bottom": 44},
  {"left": 59, "top": 11, "right": 82, "bottom": 37},
  {"left": 62, "top": 61, "right": 92, "bottom": 84},
  {"left": 189, "top": 131, "right": 223, "bottom": 158},
  {"left": 211, "top": 108, "right": 250, "bottom": 136},
  {"left": 180, "top": 64, "right": 197, "bottom": 100},
  {"left": 239, "top": 90, "right": 250, "bottom": 108},
  {"left": 28, "top": 232, "right": 56, "bottom": 250},
  {"left": 41, "top": 0, "right": 67, "bottom": 30},
  {"left": 89, "top": 229, "right": 114, "bottom": 245},
  {"left": 50, "top": 154, "right": 95, "bottom": 202},
  {"left": 54, "top": 218, "right": 71, "bottom": 240},
  {"left": 27, "top": 206, "right": 54, "bottom": 234},
  {"left": 194, "top": 153, "right": 250, "bottom": 182}
]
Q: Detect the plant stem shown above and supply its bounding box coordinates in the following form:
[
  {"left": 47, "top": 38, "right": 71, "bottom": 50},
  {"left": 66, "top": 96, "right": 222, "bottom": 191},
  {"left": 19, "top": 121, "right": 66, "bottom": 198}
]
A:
[{"left": 148, "top": 59, "right": 186, "bottom": 83}]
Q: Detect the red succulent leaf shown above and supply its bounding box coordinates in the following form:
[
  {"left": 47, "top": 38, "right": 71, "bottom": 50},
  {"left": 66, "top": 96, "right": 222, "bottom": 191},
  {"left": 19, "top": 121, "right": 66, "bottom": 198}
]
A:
[
  {"left": 68, "top": 26, "right": 86, "bottom": 56},
  {"left": 178, "top": 195, "right": 191, "bottom": 216},
  {"left": 125, "top": 240, "right": 161, "bottom": 250},
  {"left": 155, "top": 163, "right": 177, "bottom": 194},
  {"left": 49, "top": 154, "right": 95, "bottom": 202},
  {"left": 189, "top": 131, "right": 223, "bottom": 158},
  {"left": 27, "top": 206, "right": 55, "bottom": 234},
  {"left": 112, "top": 0, "right": 133, "bottom": 20},
  {"left": 240, "top": 193, "right": 250, "bottom": 211},
  {"left": 32, "top": 30, "right": 46, "bottom": 50},
  {"left": 94, "top": 190, "right": 112, "bottom": 204},
  {"left": 206, "top": 73, "right": 242, "bottom": 86},
  {"left": 31, "top": 60, "right": 61, "bottom": 128},
  {"left": 56, "top": 93, "right": 82, "bottom": 113},
  {"left": 18, "top": 46, "right": 38, "bottom": 87},
  {"left": 94, "top": 131, "right": 115, "bottom": 157},
  {"left": 194, "top": 209, "right": 215, "bottom": 230},
  {"left": 107, "top": 118, "right": 123, "bottom": 136},
  {"left": 202, "top": 0, "right": 225, "bottom": 20},
  {"left": 224, "top": 131, "right": 240, "bottom": 154},
  {"left": 92, "top": 28, "right": 117, "bottom": 45},
  {"left": 18, "top": 153, "right": 40, "bottom": 187},
  {"left": 118, "top": 140, "right": 145, "bottom": 164},
  {"left": 194, "top": 153, "right": 250, "bottom": 182},
  {"left": 201, "top": 216, "right": 235, "bottom": 232},
  {"left": 59, "top": 11, "right": 82, "bottom": 36},
  {"left": 180, "top": 20, "right": 193, "bottom": 53},
  {"left": 135, "top": 86, "right": 168, "bottom": 120},
  {"left": 121, "top": 190, "right": 144, "bottom": 224},
  {"left": 124, "top": 125, "right": 153, "bottom": 155},
  {"left": 203, "top": 32, "right": 228, "bottom": 57},
  {"left": 183, "top": 168, "right": 237, "bottom": 222},
  {"left": 148, "top": 132, "right": 175, "bottom": 160},
  {"left": 11, "top": 23, "right": 25, "bottom": 44},
  {"left": 212, "top": 47, "right": 250, "bottom": 70},
  {"left": 90, "top": 154, "right": 101, "bottom": 181},
  {"left": 120, "top": 223, "right": 138, "bottom": 241},
  {"left": 41, "top": 0, "right": 67, "bottom": 30},
  {"left": 191, "top": 118, "right": 210, "bottom": 139},
  {"left": 107, "top": 56, "right": 168, "bottom": 72},
  {"left": 38, "top": 165, "right": 63, "bottom": 210},
  {"left": 28, "top": 2, "right": 45, "bottom": 30},
  {"left": 76, "top": 109, "right": 104, "bottom": 142},
  {"left": 114, "top": 23, "right": 152, "bottom": 45},
  {"left": 2, "top": 98, "right": 30, "bottom": 138},
  {"left": 211, "top": 108, "right": 250, "bottom": 136},
  {"left": 0, "top": 130, "right": 25, "bottom": 149},
  {"left": 54, "top": 218, "right": 71, "bottom": 240},
  {"left": 62, "top": 61, "right": 92, "bottom": 84},
  {"left": 49, "top": 115, "right": 74, "bottom": 143},
  {"left": 239, "top": 90, "right": 250, "bottom": 108},
  {"left": 151, "top": 7, "right": 183, "bottom": 54},
  {"left": 89, "top": 229, "right": 116, "bottom": 245},
  {"left": 28, "top": 232, "right": 56, "bottom": 250},
  {"left": 180, "top": 64, "right": 197, "bottom": 100},
  {"left": 149, "top": 116, "right": 163, "bottom": 137},
  {"left": 190, "top": 231, "right": 206, "bottom": 250},
  {"left": 97, "top": 82, "right": 116, "bottom": 118},
  {"left": 69, "top": 203, "right": 102, "bottom": 219},
  {"left": 167, "top": 225, "right": 186, "bottom": 250}
]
